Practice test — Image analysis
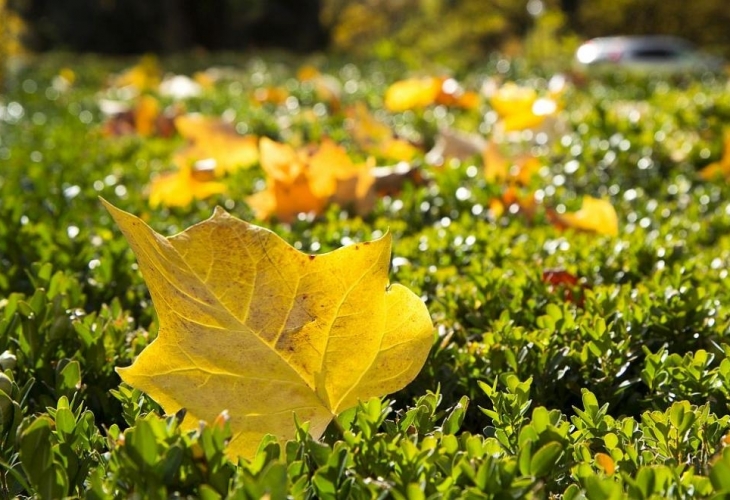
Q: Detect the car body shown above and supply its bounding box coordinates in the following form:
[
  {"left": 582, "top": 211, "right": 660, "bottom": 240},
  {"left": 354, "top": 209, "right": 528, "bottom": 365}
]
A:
[{"left": 574, "top": 36, "right": 725, "bottom": 76}]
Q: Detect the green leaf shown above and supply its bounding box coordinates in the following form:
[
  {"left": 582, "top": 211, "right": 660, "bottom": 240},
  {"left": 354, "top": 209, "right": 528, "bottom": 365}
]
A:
[
  {"left": 442, "top": 396, "right": 469, "bottom": 434},
  {"left": 20, "top": 416, "right": 54, "bottom": 479},
  {"left": 126, "top": 418, "right": 159, "bottom": 470},
  {"left": 529, "top": 441, "right": 563, "bottom": 477},
  {"left": 710, "top": 449, "right": 730, "bottom": 492},
  {"left": 56, "top": 360, "right": 81, "bottom": 398}
]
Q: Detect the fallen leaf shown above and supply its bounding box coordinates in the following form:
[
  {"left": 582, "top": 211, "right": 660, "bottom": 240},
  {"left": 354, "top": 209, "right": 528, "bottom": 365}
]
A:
[
  {"left": 699, "top": 131, "right": 730, "bottom": 180},
  {"left": 385, "top": 76, "right": 478, "bottom": 112},
  {"left": 104, "top": 200, "right": 434, "bottom": 460},
  {"left": 434, "top": 77, "right": 480, "bottom": 110},
  {"left": 489, "top": 82, "right": 558, "bottom": 132},
  {"left": 174, "top": 114, "right": 259, "bottom": 175},
  {"left": 148, "top": 163, "right": 227, "bottom": 208},
  {"left": 550, "top": 196, "right": 619, "bottom": 236},
  {"left": 248, "top": 138, "right": 374, "bottom": 222},
  {"left": 493, "top": 186, "right": 538, "bottom": 221},
  {"left": 483, "top": 141, "right": 541, "bottom": 185},
  {"left": 384, "top": 77, "right": 442, "bottom": 112},
  {"left": 346, "top": 102, "right": 420, "bottom": 162},
  {"left": 253, "top": 86, "right": 290, "bottom": 106},
  {"left": 134, "top": 95, "right": 162, "bottom": 137},
  {"left": 373, "top": 163, "right": 426, "bottom": 197},
  {"left": 111, "top": 54, "right": 161, "bottom": 92},
  {"left": 101, "top": 95, "right": 178, "bottom": 138},
  {"left": 542, "top": 268, "right": 588, "bottom": 307},
  {"left": 425, "top": 128, "right": 488, "bottom": 165},
  {"left": 297, "top": 65, "right": 342, "bottom": 112}
]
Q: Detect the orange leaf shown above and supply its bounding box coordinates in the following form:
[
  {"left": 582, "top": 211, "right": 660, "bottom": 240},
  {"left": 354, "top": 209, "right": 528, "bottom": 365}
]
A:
[
  {"left": 699, "top": 131, "right": 730, "bottom": 180},
  {"left": 253, "top": 86, "right": 289, "bottom": 105},
  {"left": 551, "top": 196, "right": 619, "bottom": 236},
  {"left": 483, "top": 142, "right": 541, "bottom": 185},
  {"left": 247, "top": 172, "right": 327, "bottom": 223},
  {"left": 258, "top": 136, "right": 306, "bottom": 183},
  {"left": 483, "top": 141, "right": 510, "bottom": 183},
  {"left": 595, "top": 453, "right": 616, "bottom": 475},
  {"left": 134, "top": 95, "right": 161, "bottom": 137},
  {"left": 435, "top": 77, "right": 480, "bottom": 110},
  {"left": 249, "top": 138, "right": 375, "bottom": 222}
]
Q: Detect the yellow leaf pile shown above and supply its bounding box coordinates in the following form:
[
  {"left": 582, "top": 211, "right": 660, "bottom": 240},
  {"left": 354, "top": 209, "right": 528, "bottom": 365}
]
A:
[
  {"left": 247, "top": 137, "right": 375, "bottom": 222},
  {"left": 104, "top": 200, "right": 434, "bottom": 460}
]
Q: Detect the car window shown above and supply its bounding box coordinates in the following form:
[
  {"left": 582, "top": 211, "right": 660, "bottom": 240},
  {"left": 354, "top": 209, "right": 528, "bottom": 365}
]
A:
[{"left": 627, "top": 48, "right": 682, "bottom": 59}]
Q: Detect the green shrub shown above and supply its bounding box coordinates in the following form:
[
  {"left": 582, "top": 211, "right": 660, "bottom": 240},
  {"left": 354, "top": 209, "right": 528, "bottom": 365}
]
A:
[{"left": 2, "top": 53, "right": 730, "bottom": 497}]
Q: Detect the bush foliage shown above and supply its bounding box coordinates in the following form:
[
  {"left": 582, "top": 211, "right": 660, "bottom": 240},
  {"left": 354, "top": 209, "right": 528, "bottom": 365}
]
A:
[{"left": 2, "top": 53, "right": 730, "bottom": 498}]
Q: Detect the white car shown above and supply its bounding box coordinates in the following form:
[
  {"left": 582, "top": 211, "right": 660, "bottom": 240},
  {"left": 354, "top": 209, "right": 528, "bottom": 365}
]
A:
[{"left": 574, "top": 36, "right": 725, "bottom": 76}]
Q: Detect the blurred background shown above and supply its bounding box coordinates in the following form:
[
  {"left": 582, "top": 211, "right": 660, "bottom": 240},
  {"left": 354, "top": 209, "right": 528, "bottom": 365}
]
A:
[{"left": 1, "top": 0, "right": 729, "bottom": 73}]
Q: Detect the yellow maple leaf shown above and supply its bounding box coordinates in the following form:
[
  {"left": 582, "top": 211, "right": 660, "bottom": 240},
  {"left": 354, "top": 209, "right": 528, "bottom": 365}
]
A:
[
  {"left": 699, "top": 131, "right": 730, "bottom": 180},
  {"left": 551, "top": 196, "right": 619, "bottom": 236},
  {"left": 174, "top": 114, "right": 259, "bottom": 175},
  {"left": 148, "top": 163, "right": 227, "bottom": 208},
  {"left": 104, "top": 200, "right": 434, "bottom": 460}
]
